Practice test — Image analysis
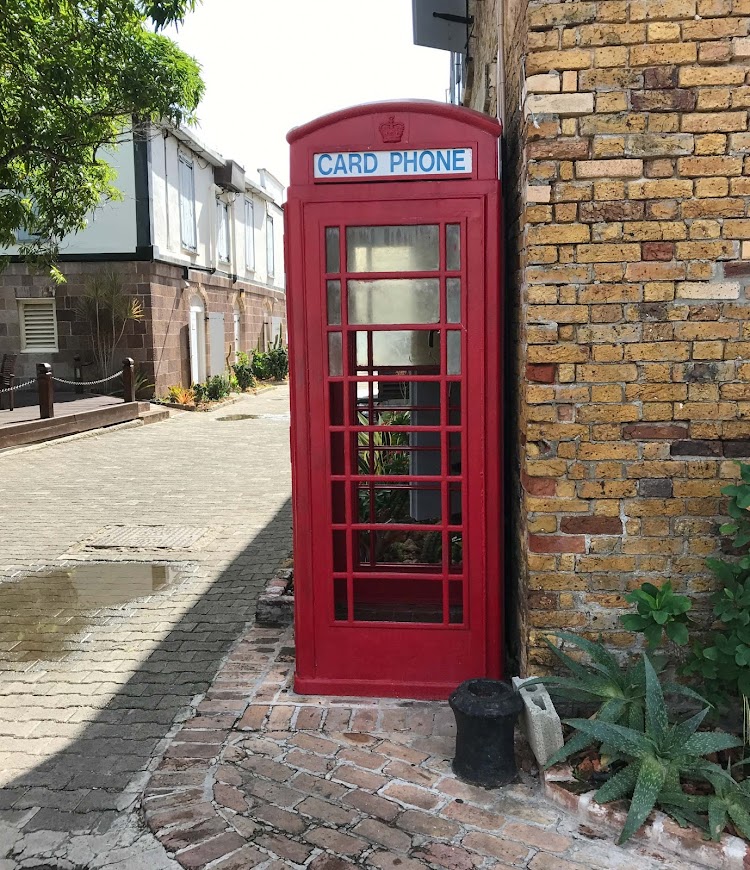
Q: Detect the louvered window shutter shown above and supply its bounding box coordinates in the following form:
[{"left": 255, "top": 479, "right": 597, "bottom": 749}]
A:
[{"left": 20, "top": 299, "right": 58, "bottom": 352}]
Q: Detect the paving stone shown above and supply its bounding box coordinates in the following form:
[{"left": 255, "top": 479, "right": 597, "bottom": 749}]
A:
[
  {"left": 343, "top": 789, "right": 400, "bottom": 822},
  {"left": 254, "top": 832, "right": 314, "bottom": 864},
  {"left": 503, "top": 820, "right": 572, "bottom": 853},
  {"left": 252, "top": 803, "right": 307, "bottom": 834},
  {"left": 177, "top": 831, "right": 246, "bottom": 869},
  {"left": 304, "top": 825, "right": 368, "bottom": 856},
  {"left": 380, "top": 782, "right": 441, "bottom": 811},
  {"left": 366, "top": 851, "right": 430, "bottom": 870},
  {"left": 210, "top": 844, "right": 267, "bottom": 869},
  {"left": 297, "top": 796, "right": 358, "bottom": 827},
  {"left": 413, "top": 843, "right": 476, "bottom": 870},
  {"left": 462, "top": 830, "right": 530, "bottom": 864},
  {"left": 396, "top": 809, "right": 462, "bottom": 840},
  {"left": 351, "top": 818, "right": 412, "bottom": 852}
]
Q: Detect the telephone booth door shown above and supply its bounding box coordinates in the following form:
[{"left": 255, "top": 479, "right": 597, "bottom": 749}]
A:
[{"left": 287, "top": 102, "right": 502, "bottom": 699}]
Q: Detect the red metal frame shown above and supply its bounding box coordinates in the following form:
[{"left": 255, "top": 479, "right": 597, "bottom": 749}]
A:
[{"left": 285, "top": 101, "right": 502, "bottom": 699}]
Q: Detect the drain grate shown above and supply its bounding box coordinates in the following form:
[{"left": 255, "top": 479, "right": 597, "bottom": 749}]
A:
[{"left": 87, "top": 525, "right": 210, "bottom": 550}]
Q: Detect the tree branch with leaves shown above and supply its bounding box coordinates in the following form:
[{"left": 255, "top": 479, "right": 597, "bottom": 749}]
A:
[{"left": 0, "top": 0, "right": 205, "bottom": 277}]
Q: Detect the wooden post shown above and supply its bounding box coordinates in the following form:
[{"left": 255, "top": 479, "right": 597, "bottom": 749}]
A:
[
  {"left": 36, "top": 363, "right": 54, "bottom": 419},
  {"left": 122, "top": 358, "right": 136, "bottom": 403},
  {"left": 73, "top": 355, "right": 83, "bottom": 394}
]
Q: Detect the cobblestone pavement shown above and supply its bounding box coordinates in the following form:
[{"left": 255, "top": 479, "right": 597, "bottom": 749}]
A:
[
  {"left": 0, "top": 387, "right": 292, "bottom": 868},
  {"left": 146, "top": 624, "right": 704, "bottom": 870}
]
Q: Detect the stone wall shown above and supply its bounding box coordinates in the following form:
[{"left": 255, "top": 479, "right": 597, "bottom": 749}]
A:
[
  {"left": 0, "top": 261, "right": 286, "bottom": 398},
  {"left": 468, "top": 0, "right": 750, "bottom": 671}
]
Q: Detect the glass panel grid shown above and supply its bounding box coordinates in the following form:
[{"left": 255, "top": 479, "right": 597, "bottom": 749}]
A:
[{"left": 328, "top": 219, "right": 466, "bottom": 627}]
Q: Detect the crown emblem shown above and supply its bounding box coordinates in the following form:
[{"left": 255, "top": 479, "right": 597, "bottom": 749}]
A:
[{"left": 379, "top": 115, "right": 405, "bottom": 143}]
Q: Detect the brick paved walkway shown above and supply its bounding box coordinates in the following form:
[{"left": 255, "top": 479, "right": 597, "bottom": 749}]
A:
[
  {"left": 145, "top": 624, "right": 703, "bottom": 870},
  {"left": 0, "top": 386, "right": 292, "bottom": 868}
]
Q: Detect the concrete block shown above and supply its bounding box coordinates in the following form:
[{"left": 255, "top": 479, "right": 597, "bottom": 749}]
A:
[{"left": 512, "top": 676, "right": 564, "bottom": 767}]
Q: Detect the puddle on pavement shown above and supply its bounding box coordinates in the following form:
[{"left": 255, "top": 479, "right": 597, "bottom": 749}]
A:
[
  {"left": 216, "top": 414, "right": 257, "bottom": 421},
  {"left": 0, "top": 563, "right": 177, "bottom": 663}
]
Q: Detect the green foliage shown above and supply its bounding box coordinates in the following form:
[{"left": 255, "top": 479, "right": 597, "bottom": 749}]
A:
[
  {"left": 250, "top": 350, "right": 271, "bottom": 381},
  {"left": 529, "top": 632, "right": 706, "bottom": 769},
  {"left": 702, "top": 765, "right": 750, "bottom": 841},
  {"left": 232, "top": 355, "right": 256, "bottom": 391},
  {"left": 251, "top": 332, "right": 288, "bottom": 381},
  {"left": 564, "top": 656, "right": 740, "bottom": 844},
  {"left": 166, "top": 384, "right": 194, "bottom": 405},
  {"left": 192, "top": 381, "right": 207, "bottom": 404},
  {"left": 621, "top": 581, "right": 692, "bottom": 647},
  {"left": 683, "top": 465, "right": 750, "bottom": 707},
  {"left": 718, "top": 463, "right": 750, "bottom": 547},
  {"left": 0, "top": 0, "right": 204, "bottom": 269},
  {"left": 74, "top": 270, "right": 144, "bottom": 377},
  {"left": 206, "top": 375, "right": 230, "bottom": 401},
  {"left": 267, "top": 343, "right": 289, "bottom": 380}
]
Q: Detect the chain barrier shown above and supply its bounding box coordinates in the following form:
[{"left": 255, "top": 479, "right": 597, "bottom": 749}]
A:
[
  {"left": 0, "top": 379, "right": 35, "bottom": 394},
  {"left": 50, "top": 371, "right": 122, "bottom": 388}
]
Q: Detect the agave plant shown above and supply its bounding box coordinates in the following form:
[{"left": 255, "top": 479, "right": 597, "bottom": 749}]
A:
[
  {"left": 564, "top": 655, "right": 741, "bottom": 844},
  {"left": 528, "top": 632, "right": 706, "bottom": 767}
]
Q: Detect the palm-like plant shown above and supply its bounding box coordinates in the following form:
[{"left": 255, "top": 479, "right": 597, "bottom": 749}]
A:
[
  {"left": 75, "top": 270, "right": 144, "bottom": 378},
  {"left": 564, "top": 656, "right": 741, "bottom": 844}
]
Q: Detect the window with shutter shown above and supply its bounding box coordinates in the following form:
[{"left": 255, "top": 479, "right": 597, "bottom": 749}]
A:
[
  {"left": 266, "top": 214, "right": 275, "bottom": 277},
  {"left": 178, "top": 155, "right": 197, "bottom": 250},
  {"left": 245, "top": 199, "right": 255, "bottom": 271},
  {"left": 19, "top": 299, "right": 58, "bottom": 352},
  {"left": 217, "top": 199, "right": 230, "bottom": 263}
]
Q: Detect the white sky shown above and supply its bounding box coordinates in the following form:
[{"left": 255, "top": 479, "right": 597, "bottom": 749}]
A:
[{"left": 166, "top": 0, "right": 449, "bottom": 188}]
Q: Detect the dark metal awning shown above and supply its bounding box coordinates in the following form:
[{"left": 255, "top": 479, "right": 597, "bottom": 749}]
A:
[{"left": 412, "top": 0, "right": 472, "bottom": 53}]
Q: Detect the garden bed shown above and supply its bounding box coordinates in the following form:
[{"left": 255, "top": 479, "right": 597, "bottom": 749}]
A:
[{"left": 543, "top": 765, "right": 748, "bottom": 870}]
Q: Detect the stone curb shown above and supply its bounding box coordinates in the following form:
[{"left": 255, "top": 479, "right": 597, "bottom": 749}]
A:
[
  {"left": 543, "top": 766, "right": 748, "bottom": 870},
  {"left": 255, "top": 567, "right": 294, "bottom": 627}
]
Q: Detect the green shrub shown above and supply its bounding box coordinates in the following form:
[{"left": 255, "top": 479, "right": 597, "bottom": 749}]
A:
[
  {"left": 206, "top": 375, "right": 230, "bottom": 401},
  {"left": 250, "top": 349, "right": 271, "bottom": 380},
  {"left": 232, "top": 360, "right": 256, "bottom": 391},
  {"left": 193, "top": 382, "right": 208, "bottom": 403},
  {"left": 621, "top": 581, "right": 692, "bottom": 648},
  {"left": 683, "top": 463, "right": 750, "bottom": 713}
]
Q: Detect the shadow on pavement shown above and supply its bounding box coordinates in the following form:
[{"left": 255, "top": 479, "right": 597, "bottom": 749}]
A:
[{"left": 0, "top": 498, "right": 293, "bottom": 840}]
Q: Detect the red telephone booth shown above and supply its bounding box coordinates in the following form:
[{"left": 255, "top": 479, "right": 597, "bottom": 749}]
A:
[{"left": 285, "top": 101, "right": 502, "bottom": 699}]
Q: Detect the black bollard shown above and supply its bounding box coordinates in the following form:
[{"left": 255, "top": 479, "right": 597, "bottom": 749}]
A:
[{"left": 449, "top": 678, "right": 523, "bottom": 788}]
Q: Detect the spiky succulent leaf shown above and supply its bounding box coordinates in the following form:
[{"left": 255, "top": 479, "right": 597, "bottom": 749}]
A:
[
  {"left": 616, "top": 756, "right": 667, "bottom": 844},
  {"left": 682, "top": 731, "right": 742, "bottom": 756},
  {"left": 544, "top": 729, "right": 597, "bottom": 769},
  {"left": 668, "top": 707, "right": 710, "bottom": 750},
  {"left": 542, "top": 637, "right": 590, "bottom": 680},
  {"left": 708, "top": 798, "right": 729, "bottom": 842},
  {"left": 564, "top": 718, "right": 651, "bottom": 758},
  {"left": 593, "top": 761, "right": 639, "bottom": 804},
  {"left": 727, "top": 803, "right": 750, "bottom": 841},
  {"left": 663, "top": 682, "right": 711, "bottom": 708},
  {"left": 551, "top": 631, "right": 621, "bottom": 676},
  {"left": 643, "top": 655, "right": 668, "bottom": 736}
]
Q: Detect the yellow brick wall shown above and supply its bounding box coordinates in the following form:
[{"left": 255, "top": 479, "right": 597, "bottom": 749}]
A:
[{"left": 470, "top": 0, "right": 750, "bottom": 672}]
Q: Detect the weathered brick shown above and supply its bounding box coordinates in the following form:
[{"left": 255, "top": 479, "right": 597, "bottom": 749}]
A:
[
  {"left": 623, "top": 423, "right": 688, "bottom": 439},
  {"left": 560, "top": 516, "right": 623, "bottom": 535}
]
